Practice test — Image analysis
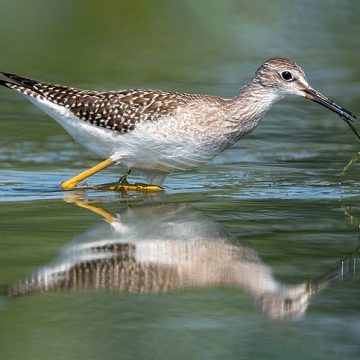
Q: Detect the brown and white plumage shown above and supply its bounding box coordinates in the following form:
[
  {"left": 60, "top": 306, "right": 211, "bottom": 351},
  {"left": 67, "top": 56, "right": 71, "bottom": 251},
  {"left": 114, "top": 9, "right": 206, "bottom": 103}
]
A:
[
  {"left": 0, "top": 58, "right": 356, "bottom": 187},
  {"left": 0, "top": 72, "right": 199, "bottom": 133}
]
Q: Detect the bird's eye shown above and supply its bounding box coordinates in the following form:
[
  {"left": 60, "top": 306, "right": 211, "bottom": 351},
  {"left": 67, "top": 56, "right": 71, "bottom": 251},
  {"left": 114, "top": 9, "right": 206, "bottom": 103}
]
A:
[{"left": 281, "top": 71, "right": 293, "bottom": 81}]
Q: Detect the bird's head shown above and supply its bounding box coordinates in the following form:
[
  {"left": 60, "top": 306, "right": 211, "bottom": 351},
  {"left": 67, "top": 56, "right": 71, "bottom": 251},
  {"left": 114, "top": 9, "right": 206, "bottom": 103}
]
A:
[{"left": 252, "top": 58, "right": 359, "bottom": 139}]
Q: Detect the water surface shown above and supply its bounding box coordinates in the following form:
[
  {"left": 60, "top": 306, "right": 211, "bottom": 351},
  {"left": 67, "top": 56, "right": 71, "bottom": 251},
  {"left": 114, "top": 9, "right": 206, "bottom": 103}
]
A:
[{"left": 0, "top": 1, "right": 359, "bottom": 359}]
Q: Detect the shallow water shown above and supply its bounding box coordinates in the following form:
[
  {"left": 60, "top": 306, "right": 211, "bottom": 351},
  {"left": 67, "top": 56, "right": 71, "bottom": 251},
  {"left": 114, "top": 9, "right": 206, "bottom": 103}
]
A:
[{"left": 0, "top": 1, "right": 360, "bottom": 359}]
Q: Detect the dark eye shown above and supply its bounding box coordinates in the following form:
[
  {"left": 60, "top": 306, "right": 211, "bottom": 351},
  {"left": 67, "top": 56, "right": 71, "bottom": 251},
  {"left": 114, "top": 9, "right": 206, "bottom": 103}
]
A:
[{"left": 281, "top": 71, "right": 293, "bottom": 81}]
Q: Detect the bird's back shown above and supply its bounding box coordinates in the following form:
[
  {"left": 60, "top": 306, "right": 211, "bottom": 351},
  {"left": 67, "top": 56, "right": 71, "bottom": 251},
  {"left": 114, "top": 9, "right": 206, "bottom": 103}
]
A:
[{"left": 0, "top": 72, "right": 206, "bottom": 133}]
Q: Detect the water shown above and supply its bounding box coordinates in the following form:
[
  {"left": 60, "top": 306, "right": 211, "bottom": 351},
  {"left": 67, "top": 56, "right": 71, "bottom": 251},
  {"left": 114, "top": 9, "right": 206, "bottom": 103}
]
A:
[{"left": 0, "top": 0, "right": 360, "bottom": 359}]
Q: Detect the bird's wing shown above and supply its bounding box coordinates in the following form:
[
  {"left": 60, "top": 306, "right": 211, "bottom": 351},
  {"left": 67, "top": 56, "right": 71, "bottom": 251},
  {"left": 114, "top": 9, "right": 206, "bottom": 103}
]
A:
[{"left": 0, "top": 72, "right": 195, "bottom": 133}]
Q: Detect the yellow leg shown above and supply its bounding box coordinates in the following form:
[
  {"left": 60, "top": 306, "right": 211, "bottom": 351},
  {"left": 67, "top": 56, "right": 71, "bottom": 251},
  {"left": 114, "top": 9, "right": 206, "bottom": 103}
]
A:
[
  {"left": 60, "top": 158, "right": 115, "bottom": 190},
  {"left": 60, "top": 158, "right": 164, "bottom": 192}
]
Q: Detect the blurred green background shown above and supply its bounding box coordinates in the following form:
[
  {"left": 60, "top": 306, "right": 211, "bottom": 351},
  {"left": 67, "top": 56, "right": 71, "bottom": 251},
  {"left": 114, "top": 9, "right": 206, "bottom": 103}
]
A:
[
  {"left": 1, "top": 0, "right": 358, "bottom": 86},
  {"left": 0, "top": 1, "right": 360, "bottom": 359}
]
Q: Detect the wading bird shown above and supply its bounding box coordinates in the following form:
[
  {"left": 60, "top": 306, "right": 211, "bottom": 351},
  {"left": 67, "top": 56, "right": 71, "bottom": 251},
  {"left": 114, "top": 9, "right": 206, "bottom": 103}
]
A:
[{"left": 0, "top": 58, "right": 357, "bottom": 191}]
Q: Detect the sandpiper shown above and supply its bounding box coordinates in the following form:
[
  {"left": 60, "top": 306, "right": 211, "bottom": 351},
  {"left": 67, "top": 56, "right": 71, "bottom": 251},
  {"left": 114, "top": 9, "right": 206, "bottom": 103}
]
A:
[{"left": 0, "top": 58, "right": 357, "bottom": 191}]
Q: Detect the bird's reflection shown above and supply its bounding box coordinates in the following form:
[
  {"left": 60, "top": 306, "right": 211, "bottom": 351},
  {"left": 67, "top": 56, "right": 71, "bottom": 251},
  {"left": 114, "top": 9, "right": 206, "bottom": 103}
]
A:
[{"left": 10, "top": 198, "right": 358, "bottom": 320}]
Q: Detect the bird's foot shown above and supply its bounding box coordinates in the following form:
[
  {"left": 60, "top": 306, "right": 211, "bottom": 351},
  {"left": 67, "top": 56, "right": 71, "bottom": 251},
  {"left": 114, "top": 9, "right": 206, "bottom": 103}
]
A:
[
  {"left": 91, "top": 181, "right": 164, "bottom": 192},
  {"left": 91, "top": 170, "right": 164, "bottom": 192}
]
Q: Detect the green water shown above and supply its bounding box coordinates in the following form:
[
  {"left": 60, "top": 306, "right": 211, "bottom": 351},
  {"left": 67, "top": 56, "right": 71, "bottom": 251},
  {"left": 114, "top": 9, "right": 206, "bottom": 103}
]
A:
[{"left": 0, "top": 1, "right": 360, "bottom": 359}]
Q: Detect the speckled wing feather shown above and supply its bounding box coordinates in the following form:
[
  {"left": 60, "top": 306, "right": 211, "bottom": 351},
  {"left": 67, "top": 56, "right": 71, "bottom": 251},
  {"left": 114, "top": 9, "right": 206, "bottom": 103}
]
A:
[{"left": 0, "top": 72, "right": 197, "bottom": 133}]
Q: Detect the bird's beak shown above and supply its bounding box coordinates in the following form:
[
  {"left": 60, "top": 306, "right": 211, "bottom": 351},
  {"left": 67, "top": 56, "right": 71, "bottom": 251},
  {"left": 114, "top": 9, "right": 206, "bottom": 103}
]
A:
[{"left": 303, "top": 88, "right": 360, "bottom": 140}]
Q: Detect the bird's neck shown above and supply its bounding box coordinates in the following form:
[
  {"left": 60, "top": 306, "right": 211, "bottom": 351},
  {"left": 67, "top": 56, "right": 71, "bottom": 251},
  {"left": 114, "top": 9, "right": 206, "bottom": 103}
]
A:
[{"left": 227, "top": 81, "right": 283, "bottom": 137}]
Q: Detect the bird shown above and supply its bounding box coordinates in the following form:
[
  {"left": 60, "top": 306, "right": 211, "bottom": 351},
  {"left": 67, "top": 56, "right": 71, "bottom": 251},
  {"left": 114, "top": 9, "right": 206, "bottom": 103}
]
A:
[{"left": 0, "top": 58, "right": 358, "bottom": 191}]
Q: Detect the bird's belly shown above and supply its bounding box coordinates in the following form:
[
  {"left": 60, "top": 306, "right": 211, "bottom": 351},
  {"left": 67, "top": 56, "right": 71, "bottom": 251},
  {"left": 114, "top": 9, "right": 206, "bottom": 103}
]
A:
[
  {"left": 111, "top": 129, "right": 216, "bottom": 172},
  {"left": 112, "top": 114, "right": 228, "bottom": 172}
]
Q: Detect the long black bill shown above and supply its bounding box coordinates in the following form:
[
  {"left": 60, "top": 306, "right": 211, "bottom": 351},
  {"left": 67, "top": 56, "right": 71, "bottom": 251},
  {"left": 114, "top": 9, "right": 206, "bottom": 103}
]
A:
[{"left": 304, "top": 88, "right": 360, "bottom": 140}]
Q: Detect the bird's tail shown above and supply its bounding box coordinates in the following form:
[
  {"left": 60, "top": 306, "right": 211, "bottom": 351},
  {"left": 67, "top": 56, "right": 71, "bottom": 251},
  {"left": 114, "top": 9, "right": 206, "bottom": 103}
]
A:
[
  {"left": 0, "top": 78, "right": 16, "bottom": 89},
  {"left": 0, "top": 72, "right": 44, "bottom": 98}
]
